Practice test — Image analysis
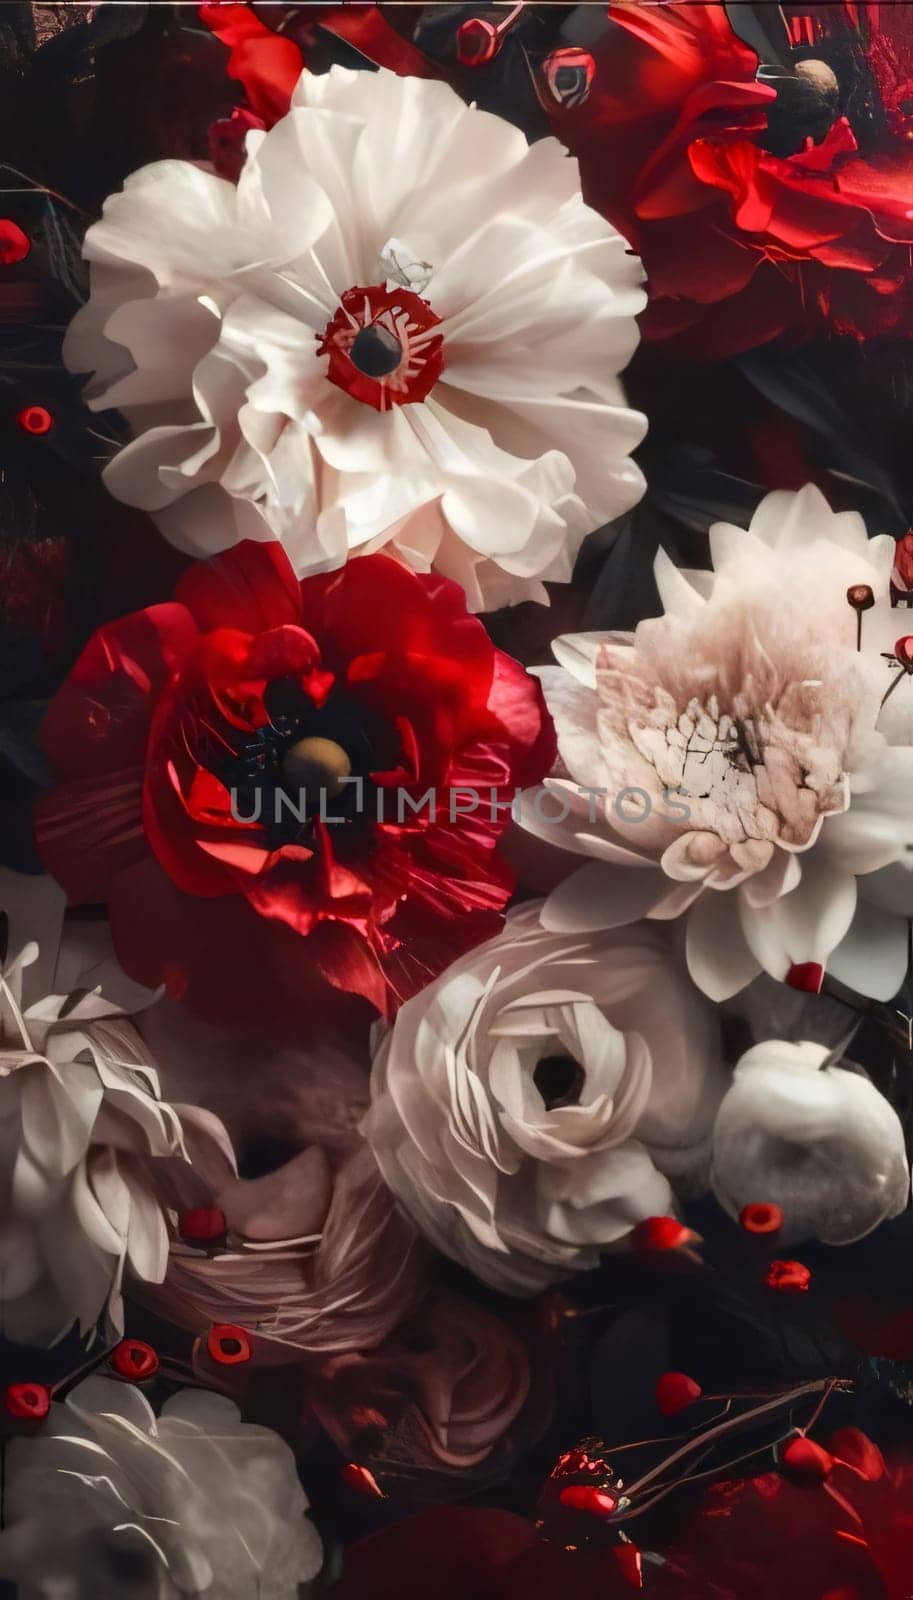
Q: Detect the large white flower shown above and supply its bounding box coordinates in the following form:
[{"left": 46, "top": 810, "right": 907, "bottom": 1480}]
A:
[
  {"left": 711, "top": 1040, "right": 909, "bottom": 1245},
  {"left": 65, "top": 65, "right": 647, "bottom": 611},
  {"left": 365, "top": 902, "right": 725, "bottom": 1295},
  {"left": 0, "top": 871, "right": 194, "bottom": 1345},
  {"left": 524, "top": 485, "right": 913, "bottom": 1002},
  {"left": 0, "top": 1377, "right": 321, "bottom": 1599}
]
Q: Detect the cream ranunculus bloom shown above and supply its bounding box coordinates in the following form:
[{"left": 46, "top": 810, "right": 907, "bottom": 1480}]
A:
[
  {"left": 0, "top": 1377, "right": 322, "bottom": 1599},
  {"left": 0, "top": 871, "right": 194, "bottom": 1345},
  {"left": 365, "top": 903, "right": 725, "bottom": 1295},
  {"left": 524, "top": 484, "right": 913, "bottom": 1003},
  {"left": 65, "top": 65, "right": 647, "bottom": 612},
  {"left": 711, "top": 1039, "right": 909, "bottom": 1245}
]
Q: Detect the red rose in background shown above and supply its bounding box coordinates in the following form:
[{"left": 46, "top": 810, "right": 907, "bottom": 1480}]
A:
[
  {"left": 552, "top": 2, "right": 913, "bottom": 356},
  {"left": 35, "top": 544, "right": 554, "bottom": 1028}
]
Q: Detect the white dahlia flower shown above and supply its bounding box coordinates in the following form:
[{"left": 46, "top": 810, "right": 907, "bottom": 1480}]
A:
[
  {"left": 711, "top": 1040, "right": 909, "bottom": 1245},
  {"left": 0, "top": 1377, "right": 321, "bottom": 1599},
  {"left": 365, "top": 902, "right": 725, "bottom": 1295},
  {"left": 525, "top": 485, "right": 913, "bottom": 1002},
  {"left": 0, "top": 871, "right": 192, "bottom": 1345},
  {"left": 65, "top": 65, "right": 647, "bottom": 611}
]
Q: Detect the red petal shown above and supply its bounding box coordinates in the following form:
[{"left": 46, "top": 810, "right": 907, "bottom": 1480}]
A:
[
  {"left": 828, "top": 1427, "right": 886, "bottom": 1483},
  {"left": 175, "top": 540, "right": 302, "bottom": 636},
  {"left": 198, "top": 2, "right": 303, "bottom": 123}
]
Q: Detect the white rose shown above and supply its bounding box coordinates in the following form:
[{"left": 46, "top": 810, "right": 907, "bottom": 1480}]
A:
[
  {"left": 711, "top": 1039, "right": 909, "bottom": 1244},
  {"left": 366, "top": 903, "right": 725, "bottom": 1295},
  {"left": 0, "top": 1378, "right": 321, "bottom": 1599}
]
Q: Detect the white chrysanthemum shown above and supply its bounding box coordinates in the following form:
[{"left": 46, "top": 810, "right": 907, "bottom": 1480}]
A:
[
  {"left": 711, "top": 1040, "right": 909, "bottom": 1245},
  {"left": 65, "top": 65, "right": 647, "bottom": 612},
  {"left": 0, "top": 1377, "right": 321, "bottom": 1600},
  {"left": 0, "top": 871, "right": 190, "bottom": 1345},
  {"left": 524, "top": 485, "right": 913, "bottom": 1002},
  {"left": 366, "top": 902, "right": 725, "bottom": 1295}
]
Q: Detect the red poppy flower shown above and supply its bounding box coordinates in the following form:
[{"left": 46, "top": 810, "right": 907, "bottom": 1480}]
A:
[
  {"left": 35, "top": 544, "right": 554, "bottom": 1028},
  {"left": 551, "top": 2, "right": 913, "bottom": 356}
]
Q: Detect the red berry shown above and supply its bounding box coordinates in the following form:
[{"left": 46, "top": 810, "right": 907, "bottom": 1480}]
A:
[
  {"left": 109, "top": 1339, "right": 159, "bottom": 1381},
  {"left": 16, "top": 405, "right": 53, "bottom": 436},
  {"left": 557, "top": 1484, "right": 618, "bottom": 1518},
  {"left": 655, "top": 1371, "right": 702, "bottom": 1416},
  {"left": 629, "top": 1216, "right": 695, "bottom": 1253},
  {"left": 5, "top": 1383, "right": 50, "bottom": 1421},
  {"left": 207, "top": 1323, "right": 252, "bottom": 1365},
  {"left": 740, "top": 1202, "right": 784, "bottom": 1235},
  {"left": 179, "top": 1206, "right": 227, "bottom": 1244},
  {"left": 765, "top": 1259, "right": 811, "bottom": 1293},
  {"left": 785, "top": 962, "right": 824, "bottom": 994}
]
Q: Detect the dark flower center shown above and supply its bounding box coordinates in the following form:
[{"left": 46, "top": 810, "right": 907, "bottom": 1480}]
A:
[
  {"left": 217, "top": 676, "right": 388, "bottom": 848},
  {"left": 350, "top": 324, "right": 404, "bottom": 379},
  {"left": 534, "top": 1054, "right": 585, "bottom": 1111}
]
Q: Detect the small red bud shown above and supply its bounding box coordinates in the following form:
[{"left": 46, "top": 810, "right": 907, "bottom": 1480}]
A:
[
  {"left": 780, "top": 1433, "right": 833, "bottom": 1483},
  {"left": 655, "top": 1371, "right": 702, "bottom": 1416}
]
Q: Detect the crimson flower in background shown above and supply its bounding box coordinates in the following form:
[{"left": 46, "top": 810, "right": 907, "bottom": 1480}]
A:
[
  {"left": 199, "top": 0, "right": 438, "bottom": 135},
  {"left": 35, "top": 543, "right": 554, "bottom": 1026},
  {"left": 655, "top": 1429, "right": 913, "bottom": 1600},
  {"left": 552, "top": 1, "right": 913, "bottom": 356}
]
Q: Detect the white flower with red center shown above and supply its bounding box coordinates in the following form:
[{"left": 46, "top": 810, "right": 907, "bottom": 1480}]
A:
[
  {"left": 64, "top": 66, "right": 647, "bottom": 612},
  {"left": 523, "top": 485, "right": 913, "bottom": 1004}
]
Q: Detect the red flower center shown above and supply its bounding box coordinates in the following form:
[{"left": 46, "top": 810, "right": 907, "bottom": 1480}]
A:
[{"left": 318, "top": 285, "right": 444, "bottom": 411}]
